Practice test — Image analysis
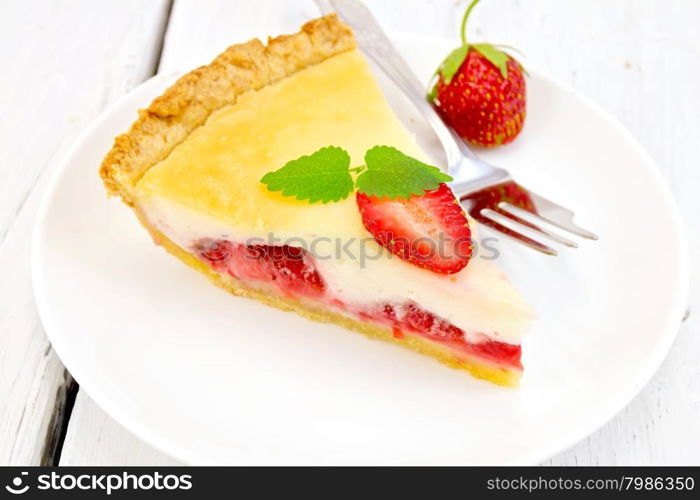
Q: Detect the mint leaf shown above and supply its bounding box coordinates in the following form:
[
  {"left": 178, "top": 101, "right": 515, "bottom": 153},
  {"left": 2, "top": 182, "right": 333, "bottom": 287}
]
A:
[
  {"left": 472, "top": 43, "right": 510, "bottom": 79},
  {"left": 438, "top": 44, "right": 469, "bottom": 84},
  {"left": 356, "top": 146, "right": 453, "bottom": 200},
  {"left": 261, "top": 145, "right": 453, "bottom": 204},
  {"left": 261, "top": 146, "right": 353, "bottom": 203}
]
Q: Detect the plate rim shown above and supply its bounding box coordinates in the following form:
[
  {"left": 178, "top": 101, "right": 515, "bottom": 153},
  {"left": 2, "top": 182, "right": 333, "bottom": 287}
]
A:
[{"left": 32, "top": 33, "right": 690, "bottom": 465}]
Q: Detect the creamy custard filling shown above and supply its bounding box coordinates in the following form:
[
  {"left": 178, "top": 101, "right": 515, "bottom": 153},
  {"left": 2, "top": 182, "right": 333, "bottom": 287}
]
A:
[
  {"left": 199, "top": 247, "right": 523, "bottom": 372},
  {"left": 139, "top": 197, "right": 534, "bottom": 345},
  {"left": 193, "top": 234, "right": 524, "bottom": 370}
]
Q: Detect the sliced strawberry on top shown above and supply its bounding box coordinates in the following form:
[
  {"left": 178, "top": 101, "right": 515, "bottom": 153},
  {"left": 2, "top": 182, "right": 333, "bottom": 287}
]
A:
[{"left": 356, "top": 183, "right": 472, "bottom": 274}]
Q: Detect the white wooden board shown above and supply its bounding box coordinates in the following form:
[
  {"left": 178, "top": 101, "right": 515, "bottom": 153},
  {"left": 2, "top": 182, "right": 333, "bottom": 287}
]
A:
[{"left": 0, "top": 0, "right": 171, "bottom": 465}]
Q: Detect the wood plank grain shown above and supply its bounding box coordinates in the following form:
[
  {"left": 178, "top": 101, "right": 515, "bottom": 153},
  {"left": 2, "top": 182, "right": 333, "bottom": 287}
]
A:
[
  {"left": 60, "top": 392, "right": 180, "bottom": 466},
  {"left": 0, "top": 0, "right": 171, "bottom": 465},
  {"left": 57, "top": 0, "right": 700, "bottom": 465}
]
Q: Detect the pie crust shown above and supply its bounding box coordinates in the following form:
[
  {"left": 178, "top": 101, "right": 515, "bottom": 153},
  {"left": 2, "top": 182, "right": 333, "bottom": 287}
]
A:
[{"left": 101, "top": 14, "right": 355, "bottom": 206}]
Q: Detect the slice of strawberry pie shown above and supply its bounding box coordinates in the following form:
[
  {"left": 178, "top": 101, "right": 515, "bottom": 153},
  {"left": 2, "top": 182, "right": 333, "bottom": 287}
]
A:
[{"left": 100, "top": 15, "right": 534, "bottom": 386}]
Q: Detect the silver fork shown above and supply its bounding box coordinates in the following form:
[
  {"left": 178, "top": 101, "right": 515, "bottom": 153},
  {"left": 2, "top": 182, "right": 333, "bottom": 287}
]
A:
[{"left": 315, "top": 0, "right": 597, "bottom": 255}]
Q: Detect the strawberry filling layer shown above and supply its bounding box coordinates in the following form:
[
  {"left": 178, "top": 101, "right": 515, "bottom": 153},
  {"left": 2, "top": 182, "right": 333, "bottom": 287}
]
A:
[{"left": 195, "top": 239, "right": 522, "bottom": 371}]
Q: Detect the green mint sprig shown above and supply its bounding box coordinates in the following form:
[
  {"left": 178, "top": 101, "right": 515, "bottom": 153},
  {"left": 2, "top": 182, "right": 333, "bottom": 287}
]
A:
[
  {"left": 260, "top": 145, "right": 452, "bottom": 203},
  {"left": 259, "top": 146, "right": 353, "bottom": 203}
]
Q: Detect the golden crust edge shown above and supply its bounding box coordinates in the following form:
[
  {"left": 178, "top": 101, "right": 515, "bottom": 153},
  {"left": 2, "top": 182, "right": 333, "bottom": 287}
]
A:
[
  {"left": 132, "top": 210, "right": 521, "bottom": 387},
  {"left": 99, "top": 14, "right": 356, "bottom": 206}
]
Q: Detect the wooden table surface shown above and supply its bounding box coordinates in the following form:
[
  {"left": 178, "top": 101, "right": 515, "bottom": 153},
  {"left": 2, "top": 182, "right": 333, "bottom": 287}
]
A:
[{"left": 1, "top": 0, "right": 698, "bottom": 466}]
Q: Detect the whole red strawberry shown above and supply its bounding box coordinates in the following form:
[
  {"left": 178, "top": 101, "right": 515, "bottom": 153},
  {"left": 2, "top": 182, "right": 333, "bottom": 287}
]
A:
[{"left": 429, "top": 0, "right": 526, "bottom": 147}]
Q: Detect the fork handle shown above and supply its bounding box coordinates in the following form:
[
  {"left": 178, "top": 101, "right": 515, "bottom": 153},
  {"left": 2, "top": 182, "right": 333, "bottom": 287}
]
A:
[{"left": 318, "top": 0, "right": 497, "bottom": 181}]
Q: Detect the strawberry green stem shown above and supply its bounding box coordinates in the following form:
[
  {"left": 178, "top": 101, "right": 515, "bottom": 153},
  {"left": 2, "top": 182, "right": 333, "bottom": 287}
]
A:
[{"left": 460, "top": 0, "right": 481, "bottom": 44}]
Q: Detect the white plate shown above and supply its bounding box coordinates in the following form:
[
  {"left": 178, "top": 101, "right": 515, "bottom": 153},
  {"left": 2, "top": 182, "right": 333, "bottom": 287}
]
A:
[{"left": 33, "top": 35, "right": 689, "bottom": 465}]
